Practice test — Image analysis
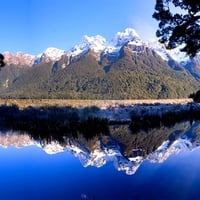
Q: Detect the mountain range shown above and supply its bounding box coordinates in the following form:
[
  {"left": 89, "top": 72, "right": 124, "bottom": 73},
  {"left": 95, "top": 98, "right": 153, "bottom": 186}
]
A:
[{"left": 1, "top": 28, "right": 200, "bottom": 99}]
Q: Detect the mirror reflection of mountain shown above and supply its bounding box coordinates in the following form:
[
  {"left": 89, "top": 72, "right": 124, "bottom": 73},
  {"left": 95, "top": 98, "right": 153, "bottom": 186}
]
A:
[{"left": 1, "top": 120, "right": 200, "bottom": 175}]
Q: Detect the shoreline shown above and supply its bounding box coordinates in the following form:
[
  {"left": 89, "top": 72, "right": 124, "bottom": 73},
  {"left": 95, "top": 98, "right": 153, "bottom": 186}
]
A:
[{"left": 0, "top": 100, "right": 199, "bottom": 132}]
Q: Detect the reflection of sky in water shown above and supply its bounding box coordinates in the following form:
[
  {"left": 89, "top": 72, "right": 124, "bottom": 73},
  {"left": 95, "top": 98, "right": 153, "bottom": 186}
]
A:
[
  {"left": 0, "top": 120, "right": 200, "bottom": 199},
  {"left": 0, "top": 145, "right": 200, "bottom": 200}
]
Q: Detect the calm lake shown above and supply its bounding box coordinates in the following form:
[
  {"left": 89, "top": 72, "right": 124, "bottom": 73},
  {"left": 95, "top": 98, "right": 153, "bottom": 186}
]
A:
[{"left": 0, "top": 120, "right": 200, "bottom": 200}]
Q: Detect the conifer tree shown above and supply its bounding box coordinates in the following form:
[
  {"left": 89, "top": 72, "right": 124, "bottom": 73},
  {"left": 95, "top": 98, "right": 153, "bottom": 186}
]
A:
[{"left": 153, "top": 0, "right": 200, "bottom": 57}]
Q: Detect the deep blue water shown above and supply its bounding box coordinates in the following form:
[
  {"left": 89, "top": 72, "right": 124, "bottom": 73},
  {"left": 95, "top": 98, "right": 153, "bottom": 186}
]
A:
[{"left": 0, "top": 144, "right": 200, "bottom": 200}]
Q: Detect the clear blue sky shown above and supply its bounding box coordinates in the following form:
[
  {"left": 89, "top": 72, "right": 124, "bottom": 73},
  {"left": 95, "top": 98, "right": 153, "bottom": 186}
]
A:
[{"left": 0, "top": 0, "right": 157, "bottom": 55}]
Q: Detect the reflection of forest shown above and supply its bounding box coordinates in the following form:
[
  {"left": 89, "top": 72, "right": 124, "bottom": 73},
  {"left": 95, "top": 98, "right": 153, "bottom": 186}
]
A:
[{"left": 109, "top": 122, "right": 191, "bottom": 158}]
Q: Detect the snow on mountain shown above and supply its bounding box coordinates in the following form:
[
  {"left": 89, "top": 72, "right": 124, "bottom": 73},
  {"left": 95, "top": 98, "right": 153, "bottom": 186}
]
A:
[
  {"left": 65, "top": 27, "right": 193, "bottom": 65},
  {"left": 83, "top": 35, "right": 107, "bottom": 53},
  {"left": 66, "top": 35, "right": 106, "bottom": 60},
  {"left": 66, "top": 28, "right": 143, "bottom": 62},
  {"left": 168, "top": 46, "right": 190, "bottom": 64},
  {"left": 110, "top": 28, "right": 140, "bottom": 47},
  {"left": 36, "top": 47, "right": 66, "bottom": 63},
  {"left": 148, "top": 41, "right": 171, "bottom": 61},
  {"left": 103, "top": 28, "right": 143, "bottom": 55},
  {"left": 149, "top": 40, "right": 190, "bottom": 63},
  {"left": 44, "top": 47, "right": 65, "bottom": 59}
]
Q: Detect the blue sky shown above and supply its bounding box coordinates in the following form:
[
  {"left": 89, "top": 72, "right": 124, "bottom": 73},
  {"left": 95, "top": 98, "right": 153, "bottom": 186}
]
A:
[{"left": 0, "top": 0, "right": 157, "bottom": 55}]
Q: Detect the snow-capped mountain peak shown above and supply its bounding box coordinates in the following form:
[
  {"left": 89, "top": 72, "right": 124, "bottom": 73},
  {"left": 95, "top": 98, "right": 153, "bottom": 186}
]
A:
[
  {"left": 82, "top": 35, "right": 106, "bottom": 52},
  {"left": 43, "top": 47, "right": 65, "bottom": 60},
  {"left": 103, "top": 28, "right": 143, "bottom": 55},
  {"left": 111, "top": 28, "right": 140, "bottom": 47},
  {"left": 33, "top": 47, "right": 66, "bottom": 64},
  {"left": 67, "top": 34, "right": 106, "bottom": 59}
]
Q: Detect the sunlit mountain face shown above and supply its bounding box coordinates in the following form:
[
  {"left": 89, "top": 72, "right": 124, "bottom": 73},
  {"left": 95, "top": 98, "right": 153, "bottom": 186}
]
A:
[{"left": 1, "top": 120, "right": 200, "bottom": 175}]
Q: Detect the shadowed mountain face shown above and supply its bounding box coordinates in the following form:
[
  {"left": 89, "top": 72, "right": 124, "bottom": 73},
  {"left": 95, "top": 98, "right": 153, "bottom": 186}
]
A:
[
  {"left": 1, "top": 120, "right": 200, "bottom": 175},
  {"left": 1, "top": 28, "right": 200, "bottom": 99}
]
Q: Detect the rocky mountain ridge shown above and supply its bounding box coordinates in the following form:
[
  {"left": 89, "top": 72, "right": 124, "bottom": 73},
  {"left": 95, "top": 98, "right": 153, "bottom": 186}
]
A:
[{"left": 3, "top": 28, "right": 195, "bottom": 67}]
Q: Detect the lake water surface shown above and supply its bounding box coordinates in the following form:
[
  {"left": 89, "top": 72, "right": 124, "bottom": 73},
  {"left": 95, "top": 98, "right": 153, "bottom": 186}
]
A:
[{"left": 0, "top": 121, "right": 200, "bottom": 200}]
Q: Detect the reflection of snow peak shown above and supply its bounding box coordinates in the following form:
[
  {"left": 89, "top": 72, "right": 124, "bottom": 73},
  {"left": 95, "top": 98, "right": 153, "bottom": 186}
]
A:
[
  {"left": 0, "top": 121, "right": 200, "bottom": 175},
  {"left": 39, "top": 134, "right": 198, "bottom": 175},
  {"left": 42, "top": 141, "right": 65, "bottom": 154},
  {"left": 148, "top": 138, "right": 193, "bottom": 163},
  {"left": 0, "top": 132, "right": 196, "bottom": 175},
  {"left": 66, "top": 142, "right": 142, "bottom": 175}
]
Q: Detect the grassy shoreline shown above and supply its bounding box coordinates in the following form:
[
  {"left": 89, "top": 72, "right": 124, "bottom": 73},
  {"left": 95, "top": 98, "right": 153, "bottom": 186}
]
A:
[{"left": 0, "top": 98, "right": 193, "bottom": 108}]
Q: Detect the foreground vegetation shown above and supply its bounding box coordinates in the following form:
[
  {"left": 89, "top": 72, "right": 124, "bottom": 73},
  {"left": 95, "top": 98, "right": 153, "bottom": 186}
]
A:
[{"left": 0, "top": 100, "right": 199, "bottom": 140}]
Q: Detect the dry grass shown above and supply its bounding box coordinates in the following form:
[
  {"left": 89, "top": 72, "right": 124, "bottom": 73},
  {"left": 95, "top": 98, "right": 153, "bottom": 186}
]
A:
[{"left": 0, "top": 98, "right": 193, "bottom": 109}]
